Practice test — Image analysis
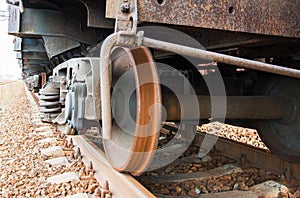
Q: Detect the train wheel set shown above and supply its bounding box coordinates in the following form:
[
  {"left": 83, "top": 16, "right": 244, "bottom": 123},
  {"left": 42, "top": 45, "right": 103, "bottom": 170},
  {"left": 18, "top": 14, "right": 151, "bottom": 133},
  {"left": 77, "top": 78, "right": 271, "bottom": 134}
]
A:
[{"left": 6, "top": 0, "right": 300, "bottom": 175}]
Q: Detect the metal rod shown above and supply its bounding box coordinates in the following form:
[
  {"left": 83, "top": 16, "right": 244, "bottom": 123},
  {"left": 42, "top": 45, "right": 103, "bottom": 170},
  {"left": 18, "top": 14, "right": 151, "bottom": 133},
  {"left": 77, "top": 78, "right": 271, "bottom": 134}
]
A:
[
  {"left": 100, "top": 33, "right": 118, "bottom": 139},
  {"left": 163, "top": 94, "right": 293, "bottom": 120},
  {"left": 142, "top": 37, "right": 300, "bottom": 79}
]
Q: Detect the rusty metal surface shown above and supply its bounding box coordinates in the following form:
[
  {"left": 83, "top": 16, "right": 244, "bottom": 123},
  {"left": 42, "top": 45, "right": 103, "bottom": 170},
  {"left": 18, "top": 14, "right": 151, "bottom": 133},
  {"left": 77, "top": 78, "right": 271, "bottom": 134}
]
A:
[
  {"left": 22, "top": 38, "right": 46, "bottom": 53},
  {"left": 9, "top": 7, "right": 101, "bottom": 45},
  {"left": 30, "top": 91, "right": 40, "bottom": 107},
  {"left": 79, "top": 0, "right": 114, "bottom": 28},
  {"left": 22, "top": 52, "right": 48, "bottom": 60},
  {"left": 172, "top": 27, "right": 300, "bottom": 51},
  {"left": 103, "top": 47, "right": 162, "bottom": 176},
  {"left": 42, "top": 36, "right": 80, "bottom": 58},
  {"left": 107, "top": 0, "right": 300, "bottom": 38},
  {"left": 72, "top": 136, "right": 156, "bottom": 198},
  {"left": 8, "top": 4, "right": 20, "bottom": 33},
  {"left": 14, "top": 37, "right": 51, "bottom": 79}
]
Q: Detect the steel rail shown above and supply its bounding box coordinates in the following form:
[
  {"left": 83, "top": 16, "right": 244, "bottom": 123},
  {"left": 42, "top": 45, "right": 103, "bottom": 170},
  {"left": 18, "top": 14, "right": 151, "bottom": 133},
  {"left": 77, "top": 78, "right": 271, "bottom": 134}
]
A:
[
  {"left": 163, "top": 123, "right": 300, "bottom": 185},
  {"left": 71, "top": 136, "right": 156, "bottom": 198},
  {"left": 30, "top": 92, "right": 40, "bottom": 108},
  {"left": 194, "top": 132, "right": 300, "bottom": 185}
]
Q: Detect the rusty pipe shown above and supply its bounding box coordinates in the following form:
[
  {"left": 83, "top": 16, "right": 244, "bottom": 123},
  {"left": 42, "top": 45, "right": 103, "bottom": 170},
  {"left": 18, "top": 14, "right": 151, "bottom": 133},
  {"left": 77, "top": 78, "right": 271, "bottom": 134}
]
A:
[
  {"left": 163, "top": 94, "right": 293, "bottom": 120},
  {"left": 142, "top": 37, "right": 300, "bottom": 79},
  {"left": 100, "top": 33, "right": 119, "bottom": 139}
]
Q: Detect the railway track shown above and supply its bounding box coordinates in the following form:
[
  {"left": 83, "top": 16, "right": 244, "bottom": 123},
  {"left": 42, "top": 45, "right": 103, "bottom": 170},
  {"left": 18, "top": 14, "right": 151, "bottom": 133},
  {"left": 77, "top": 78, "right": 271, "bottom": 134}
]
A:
[
  {"left": 0, "top": 82, "right": 299, "bottom": 197},
  {"left": 164, "top": 123, "right": 300, "bottom": 184},
  {"left": 79, "top": 124, "right": 300, "bottom": 197},
  {"left": 136, "top": 124, "right": 300, "bottom": 197},
  {"left": 27, "top": 87, "right": 153, "bottom": 197},
  {"left": 0, "top": 81, "right": 12, "bottom": 86}
]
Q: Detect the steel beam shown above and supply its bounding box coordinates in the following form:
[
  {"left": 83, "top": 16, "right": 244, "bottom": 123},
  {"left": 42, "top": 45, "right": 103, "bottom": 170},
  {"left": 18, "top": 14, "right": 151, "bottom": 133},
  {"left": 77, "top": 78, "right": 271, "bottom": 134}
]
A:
[
  {"left": 79, "top": 0, "right": 114, "bottom": 28},
  {"left": 22, "top": 60, "right": 49, "bottom": 65},
  {"left": 107, "top": 0, "right": 300, "bottom": 38},
  {"left": 8, "top": 6, "right": 100, "bottom": 45},
  {"left": 16, "top": 52, "right": 22, "bottom": 59},
  {"left": 22, "top": 52, "right": 48, "bottom": 60},
  {"left": 13, "top": 37, "right": 22, "bottom": 51},
  {"left": 22, "top": 38, "right": 46, "bottom": 53},
  {"left": 42, "top": 36, "right": 80, "bottom": 58}
]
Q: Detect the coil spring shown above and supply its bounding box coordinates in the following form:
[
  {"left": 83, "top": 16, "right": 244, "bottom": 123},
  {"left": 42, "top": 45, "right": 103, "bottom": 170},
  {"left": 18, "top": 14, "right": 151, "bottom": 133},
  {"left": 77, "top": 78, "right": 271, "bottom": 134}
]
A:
[{"left": 39, "top": 85, "right": 61, "bottom": 122}]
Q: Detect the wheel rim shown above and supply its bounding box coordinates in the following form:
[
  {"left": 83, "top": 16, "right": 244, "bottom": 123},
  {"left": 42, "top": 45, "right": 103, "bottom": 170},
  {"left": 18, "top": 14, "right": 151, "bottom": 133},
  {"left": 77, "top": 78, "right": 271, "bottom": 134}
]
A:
[{"left": 103, "top": 46, "right": 162, "bottom": 175}]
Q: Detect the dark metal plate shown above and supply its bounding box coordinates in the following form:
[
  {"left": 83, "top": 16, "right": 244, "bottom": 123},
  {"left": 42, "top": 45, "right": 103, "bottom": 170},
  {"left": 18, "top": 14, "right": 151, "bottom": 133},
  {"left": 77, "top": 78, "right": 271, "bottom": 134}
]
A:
[{"left": 107, "top": 0, "right": 300, "bottom": 38}]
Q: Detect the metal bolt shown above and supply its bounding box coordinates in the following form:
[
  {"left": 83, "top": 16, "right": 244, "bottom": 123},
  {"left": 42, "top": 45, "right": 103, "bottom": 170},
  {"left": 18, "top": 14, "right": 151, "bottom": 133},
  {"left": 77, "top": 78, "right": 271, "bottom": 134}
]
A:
[
  {"left": 75, "top": 147, "right": 82, "bottom": 160},
  {"left": 93, "top": 188, "right": 101, "bottom": 197},
  {"left": 76, "top": 147, "right": 81, "bottom": 156},
  {"left": 76, "top": 153, "right": 82, "bottom": 161},
  {"left": 78, "top": 157, "right": 83, "bottom": 165},
  {"left": 126, "top": 64, "right": 131, "bottom": 71},
  {"left": 104, "top": 180, "right": 109, "bottom": 190},
  {"left": 121, "top": 3, "right": 130, "bottom": 13},
  {"left": 61, "top": 132, "right": 66, "bottom": 138},
  {"left": 68, "top": 138, "right": 74, "bottom": 148},
  {"left": 64, "top": 141, "right": 69, "bottom": 149},
  {"left": 89, "top": 161, "right": 94, "bottom": 170},
  {"left": 102, "top": 189, "right": 112, "bottom": 198},
  {"left": 68, "top": 152, "right": 75, "bottom": 160},
  {"left": 80, "top": 167, "right": 86, "bottom": 177}
]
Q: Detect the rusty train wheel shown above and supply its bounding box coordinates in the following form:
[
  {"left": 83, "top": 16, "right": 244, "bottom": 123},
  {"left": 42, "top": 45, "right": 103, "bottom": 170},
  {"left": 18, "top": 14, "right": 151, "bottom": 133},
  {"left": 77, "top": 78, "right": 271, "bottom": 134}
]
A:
[
  {"left": 253, "top": 75, "right": 300, "bottom": 162},
  {"left": 102, "top": 47, "right": 162, "bottom": 176}
]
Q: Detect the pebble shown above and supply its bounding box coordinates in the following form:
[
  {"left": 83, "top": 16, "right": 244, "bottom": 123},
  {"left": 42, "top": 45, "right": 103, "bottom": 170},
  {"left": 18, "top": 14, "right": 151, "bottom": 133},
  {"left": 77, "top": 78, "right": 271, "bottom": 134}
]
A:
[
  {"left": 201, "top": 155, "right": 213, "bottom": 163},
  {"left": 160, "top": 188, "right": 170, "bottom": 194},
  {"left": 175, "top": 186, "right": 182, "bottom": 193},
  {"left": 293, "top": 189, "right": 300, "bottom": 197},
  {"left": 198, "top": 122, "right": 268, "bottom": 150},
  {"left": 195, "top": 187, "right": 201, "bottom": 194},
  {"left": 0, "top": 83, "right": 105, "bottom": 197}
]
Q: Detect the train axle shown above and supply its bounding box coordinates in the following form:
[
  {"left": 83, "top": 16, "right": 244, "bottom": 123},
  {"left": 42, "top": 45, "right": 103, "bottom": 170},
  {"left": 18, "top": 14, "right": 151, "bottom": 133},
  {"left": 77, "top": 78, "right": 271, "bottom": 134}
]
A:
[{"left": 163, "top": 95, "right": 293, "bottom": 121}]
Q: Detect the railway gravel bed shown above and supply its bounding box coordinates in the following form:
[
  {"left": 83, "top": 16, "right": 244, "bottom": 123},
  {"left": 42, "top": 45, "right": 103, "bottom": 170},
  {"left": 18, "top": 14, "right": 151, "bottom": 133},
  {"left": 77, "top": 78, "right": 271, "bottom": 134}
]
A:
[
  {"left": 1, "top": 82, "right": 300, "bottom": 198},
  {"left": 137, "top": 124, "right": 300, "bottom": 197},
  {"left": 137, "top": 146, "right": 280, "bottom": 197},
  {"left": 0, "top": 83, "right": 104, "bottom": 197},
  {"left": 0, "top": 82, "right": 152, "bottom": 198},
  {"left": 198, "top": 122, "right": 268, "bottom": 150}
]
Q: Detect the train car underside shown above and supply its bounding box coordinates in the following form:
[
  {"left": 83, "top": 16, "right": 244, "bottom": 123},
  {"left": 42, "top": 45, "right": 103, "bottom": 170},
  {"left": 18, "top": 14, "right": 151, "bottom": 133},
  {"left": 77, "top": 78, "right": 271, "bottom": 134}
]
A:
[{"left": 7, "top": 0, "right": 300, "bottom": 175}]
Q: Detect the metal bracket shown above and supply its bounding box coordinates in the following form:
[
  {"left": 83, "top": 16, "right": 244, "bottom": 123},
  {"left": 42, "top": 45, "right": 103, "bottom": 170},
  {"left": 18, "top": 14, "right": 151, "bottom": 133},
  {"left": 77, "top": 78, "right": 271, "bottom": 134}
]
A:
[
  {"left": 115, "top": 0, "right": 138, "bottom": 33},
  {"left": 115, "top": 0, "right": 139, "bottom": 47},
  {"left": 100, "top": 0, "right": 141, "bottom": 139},
  {"left": 6, "top": 0, "right": 24, "bottom": 13}
]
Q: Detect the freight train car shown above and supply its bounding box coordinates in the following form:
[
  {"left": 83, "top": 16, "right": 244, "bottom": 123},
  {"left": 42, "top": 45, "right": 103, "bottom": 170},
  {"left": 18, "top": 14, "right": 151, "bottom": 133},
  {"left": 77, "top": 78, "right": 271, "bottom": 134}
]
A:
[{"left": 6, "top": 0, "right": 300, "bottom": 175}]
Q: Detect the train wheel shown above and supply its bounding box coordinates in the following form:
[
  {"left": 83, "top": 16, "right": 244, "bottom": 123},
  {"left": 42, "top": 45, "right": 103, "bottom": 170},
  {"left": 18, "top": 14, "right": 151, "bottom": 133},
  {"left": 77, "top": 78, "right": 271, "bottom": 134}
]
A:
[
  {"left": 253, "top": 75, "right": 300, "bottom": 162},
  {"left": 102, "top": 47, "right": 162, "bottom": 176}
]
